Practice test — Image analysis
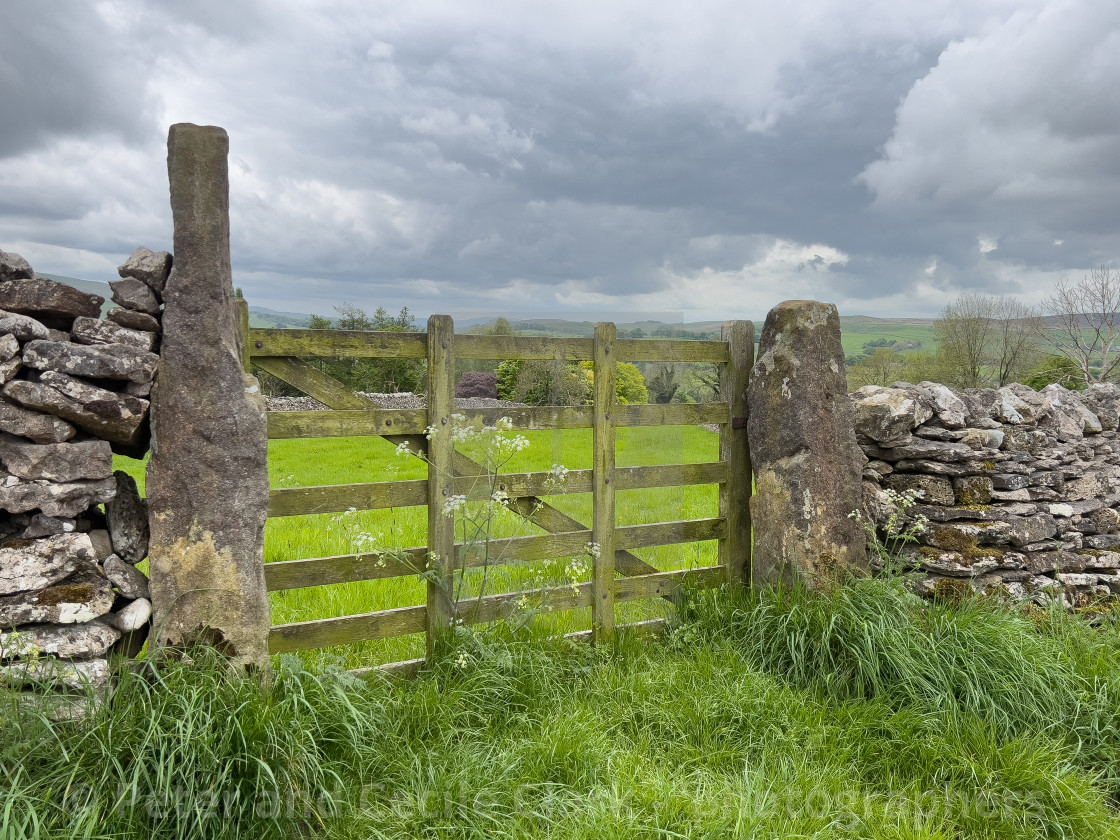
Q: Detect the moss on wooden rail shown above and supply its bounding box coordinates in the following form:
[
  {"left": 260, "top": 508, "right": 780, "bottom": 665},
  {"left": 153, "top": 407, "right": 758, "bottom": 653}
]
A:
[
  {"left": 266, "top": 403, "right": 729, "bottom": 439},
  {"left": 249, "top": 328, "right": 729, "bottom": 364},
  {"left": 267, "top": 462, "right": 727, "bottom": 518},
  {"left": 263, "top": 516, "right": 726, "bottom": 591}
]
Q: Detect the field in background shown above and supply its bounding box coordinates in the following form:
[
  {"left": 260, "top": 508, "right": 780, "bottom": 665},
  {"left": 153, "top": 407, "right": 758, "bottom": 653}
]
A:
[
  {"left": 837, "top": 316, "right": 938, "bottom": 357},
  {"left": 115, "top": 424, "right": 721, "bottom": 669}
]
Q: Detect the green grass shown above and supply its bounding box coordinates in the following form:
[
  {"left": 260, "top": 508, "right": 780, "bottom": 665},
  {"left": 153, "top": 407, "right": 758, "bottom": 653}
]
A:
[
  {"left": 84, "top": 425, "right": 1120, "bottom": 838},
  {"left": 5, "top": 581, "right": 1120, "bottom": 839},
  {"left": 264, "top": 425, "right": 719, "bottom": 668},
  {"left": 839, "top": 321, "right": 938, "bottom": 358}
]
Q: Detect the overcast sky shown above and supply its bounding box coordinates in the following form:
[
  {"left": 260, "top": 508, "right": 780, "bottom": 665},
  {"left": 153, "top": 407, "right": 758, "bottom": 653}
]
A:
[{"left": 2, "top": 1, "right": 1117, "bottom": 322}]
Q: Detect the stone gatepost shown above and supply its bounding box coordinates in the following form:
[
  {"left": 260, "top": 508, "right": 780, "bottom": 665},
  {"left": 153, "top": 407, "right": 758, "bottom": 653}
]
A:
[
  {"left": 747, "top": 300, "right": 867, "bottom": 587},
  {"left": 147, "top": 124, "right": 271, "bottom": 669}
]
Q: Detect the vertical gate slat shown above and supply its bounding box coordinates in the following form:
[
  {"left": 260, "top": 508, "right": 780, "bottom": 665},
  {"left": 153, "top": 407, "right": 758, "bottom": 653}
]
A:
[
  {"left": 426, "top": 315, "right": 456, "bottom": 654},
  {"left": 719, "top": 320, "right": 754, "bottom": 586},
  {"left": 592, "top": 322, "right": 618, "bottom": 642},
  {"left": 237, "top": 298, "right": 251, "bottom": 373}
]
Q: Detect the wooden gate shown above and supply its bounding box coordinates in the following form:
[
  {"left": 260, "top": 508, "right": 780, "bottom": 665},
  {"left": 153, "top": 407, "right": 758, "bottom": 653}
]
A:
[{"left": 239, "top": 305, "right": 753, "bottom": 668}]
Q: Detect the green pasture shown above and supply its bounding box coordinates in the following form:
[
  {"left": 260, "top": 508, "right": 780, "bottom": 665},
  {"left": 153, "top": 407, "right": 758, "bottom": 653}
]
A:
[
  {"left": 8, "top": 580, "right": 1120, "bottom": 839},
  {"left": 839, "top": 320, "right": 938, "bottom": 357},
  {"left": 116, "top": 424, "right": 722, "bottom": 669}
]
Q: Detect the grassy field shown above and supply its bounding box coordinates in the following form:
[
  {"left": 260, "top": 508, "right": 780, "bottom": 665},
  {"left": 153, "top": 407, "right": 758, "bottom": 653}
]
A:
[
  {"left": 63, "top": 424, "right": 1118, "bottom": 839},
  {"left": 837, "top": 317, "right": 938, "bottom": 357},
  {"left": 115, "top": 424, "right": 722, "bottom": 669},
  {"left": 5, "top": 580, "right": 1120, "bottom": 839}
]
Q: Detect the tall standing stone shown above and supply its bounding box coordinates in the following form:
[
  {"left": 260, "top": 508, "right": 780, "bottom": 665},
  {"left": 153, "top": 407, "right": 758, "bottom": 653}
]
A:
[
  {"left": 747, "top": 300, "right": 867, "bottom": 587},
  {"left": 147, "top": 124, "right": 271, "bottom": 670}
]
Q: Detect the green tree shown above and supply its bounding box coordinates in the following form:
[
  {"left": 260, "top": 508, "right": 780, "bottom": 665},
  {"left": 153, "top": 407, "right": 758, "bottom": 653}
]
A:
[
  {"left": 305, "top": 303, "right": 425, "bottom": 394},
  {"left": 1022, "top": 354, "right": 1086, "bottom": 390},
  {"left": 502, "top": 360, "right": 589, "bottom": 406},
  {"left": 579, "top": 361, "right": 649, "bottom": 404},
  {"left": 934, "top": 294, "right": 1041, "bottom": 388},
  {"left": 847, "top": 348, "right": 908, "bottom": 390}
]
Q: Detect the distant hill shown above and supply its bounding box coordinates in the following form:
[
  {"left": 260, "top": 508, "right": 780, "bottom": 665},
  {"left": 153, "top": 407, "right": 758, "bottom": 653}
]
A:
[
  {"left": 33, "top": 275, "right": 943, "bottom": 352},
  {"left": 247, "top": 306, "right": 320, "bottom": 329}
]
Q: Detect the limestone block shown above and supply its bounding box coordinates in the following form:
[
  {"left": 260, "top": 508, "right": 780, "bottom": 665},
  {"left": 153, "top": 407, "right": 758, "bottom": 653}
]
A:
[
  {"left": 14, "top": 513, "right": 77, "bottom": 539},
  {"left": 0, "top": 276, "right": 103, "bottom": 322},
  {"left": 0, "top": 309, "right": 49, "bottom": 342},
  {"left": 106, "top": 470, "right": 148, "bottom": 564},
  {"left": 903, "top": 547, "right": 1001, "bottom": 577},
  {"left": 0, "top": 569, "right": 114, "bottom": 628},
  {"left": 952, "top": 476, "right": 993, "bottom": 506},
  {"left": 893, "top": 459, "right": 992, "bottom": 477},
  {"left": 992, "top": 489, "right": 1032, "bottom": 501},
  {"left": 959, "top": 428, "right": 1004, "bottom": 450},
  {"left": 1083, "top": 535, "right": 1120, "bottom": 550},
  {"left": 1090, "top": 507, "right": 1120, "bottom": 534},
  {"left": 748, "top": 300, "right": 866, "bottom": 586},
  {"left": 1000, "top": 428, "right": 1049, "bottom": 454},
  {"left": 850, "top": 385, "right": 932, "bottom": 446},
  {"left": 1004, "top": 514, "right": 1058, "bottom": 547},
  {"left": 104, "top": 554, "right": 149, "bottom": 599},
  {"left": 0, "top": 433, "right": 113, "bottom": 482},
  {"left": 882, "top": 473, "right": 954, "bottom": 506},
  {"left": 990, "top": 473, "right": 1030, "bottom": 491},
  {"left": 3, "top": 373, "right": 148, "bottom": 453},
  {"left": 996, "top": 388, "right": 1035, "bottom": 424},
  {"left": 0, "top": 621, "right": 120, "bottom": 660},
  {"left": 110, "top": 597, "right": 151, "bottom": 632},
  {"left": 0, "top": 397, "right": 75, "bottom": 443},
  {"left": 22, "top": 339, "right": 158, "bottom": 384},
  {"left": 864, "top": 438, "right": 978, "bottom": 463},
  {"left": 87, "top": 529, "right": 113, "bottom": 561},
  {"left": 0, "top": 656, "right": 109, "bottom": 690},
  {"left": 118, "top": 247, "right": 172, "bottom": 296},
  {"left": 0, "top": 249, "right": 34, "bottom": 281},
  {"left": 1066, "top": 474, "right": 1105, "bottom": 500},
  {"left": 0, "top": 357, "right": 19, "bottom": 384},
  {"left": 1080, "top": 383, "right": 1120, "bottom": 431},
  {"left": 0, "top": 475, "right": 116, "bottom": 518},
  {"left": 0, "top": 334, "right": 17, "bottom": 362},
  {"left": 916, "top": 381, "right": 968, "bottom": 428},
  {"left": 70, "top": 316, "right": 157, "bottom": 351},
  {"left": 107, "top": 308, "right": 160, "bottom": 333},
  {"left": 109, "top": 278, "right": 160, "bottom": 315},
  {"left": 1041, "top": 384, "right": 1102, "bottom": 435},
  {"left": 923, "top": 520, "right": 1014, "bottom": 549},
  {"left": 0, "top": 534, "right": 97, "bottom": 596}
]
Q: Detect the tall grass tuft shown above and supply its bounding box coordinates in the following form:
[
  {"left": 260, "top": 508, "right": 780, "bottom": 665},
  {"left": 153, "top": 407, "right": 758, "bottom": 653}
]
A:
[
  {"left": 685, "top": 575, "right": 1120, "bottom": 797},
  {"left": 0, "top": 649, "right": 384, "bottom": 840}
]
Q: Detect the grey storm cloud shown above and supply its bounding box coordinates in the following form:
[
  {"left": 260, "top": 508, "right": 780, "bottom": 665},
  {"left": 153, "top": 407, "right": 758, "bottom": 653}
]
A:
[{"left": 1, "top": 0, "right": 1118, "bottom": 318}]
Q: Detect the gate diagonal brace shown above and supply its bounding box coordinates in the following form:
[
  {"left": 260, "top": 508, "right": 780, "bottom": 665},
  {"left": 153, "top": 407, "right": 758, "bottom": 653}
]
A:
[{"left": 253, "top": 356, "right": 676, "bottom": 602}]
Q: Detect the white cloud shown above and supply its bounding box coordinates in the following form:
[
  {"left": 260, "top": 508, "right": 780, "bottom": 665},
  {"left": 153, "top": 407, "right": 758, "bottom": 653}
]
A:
[{"left": 861, "top": 2, "right": 1120, "bottom": 210}]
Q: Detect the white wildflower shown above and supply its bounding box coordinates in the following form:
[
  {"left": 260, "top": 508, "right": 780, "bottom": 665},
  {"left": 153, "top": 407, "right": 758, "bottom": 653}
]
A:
[{"left": 442, "top": 494, "right": 468, "bottom": 516}]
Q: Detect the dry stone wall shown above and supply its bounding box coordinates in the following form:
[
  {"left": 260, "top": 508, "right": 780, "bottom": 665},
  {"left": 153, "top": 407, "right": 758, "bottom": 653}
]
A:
[
  {"left": 854, "top": 380, "right": 1120, "bottom": 608},
  {"left": 0, "top": 247, "right": 168, "bottom": 691}
]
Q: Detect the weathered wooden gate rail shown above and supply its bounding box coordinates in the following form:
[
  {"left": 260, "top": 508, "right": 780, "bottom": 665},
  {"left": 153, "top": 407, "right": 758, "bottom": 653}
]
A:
[{"left": 241, "top": 310, "right": 754, "bottom": 663}]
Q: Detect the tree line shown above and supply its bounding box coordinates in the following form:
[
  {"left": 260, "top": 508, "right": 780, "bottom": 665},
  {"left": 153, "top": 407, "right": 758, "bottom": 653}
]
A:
[{"left": 848, "top": 266, "right": 1120, "bottom": 391}]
